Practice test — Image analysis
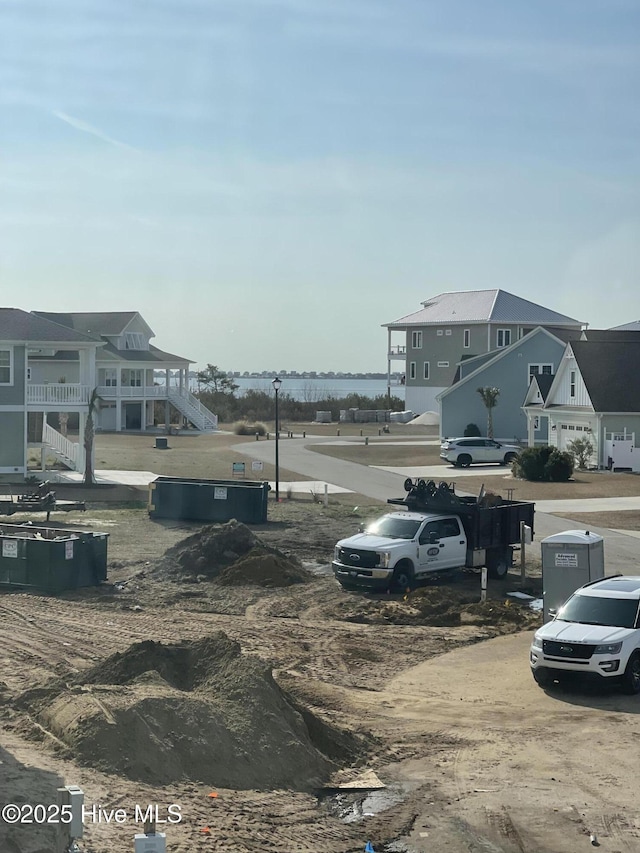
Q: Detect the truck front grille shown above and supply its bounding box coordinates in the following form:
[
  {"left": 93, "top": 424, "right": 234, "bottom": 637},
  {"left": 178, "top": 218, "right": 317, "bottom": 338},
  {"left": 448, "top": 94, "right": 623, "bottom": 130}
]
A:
[
  {"left": 337, "top": 548, "right": 379, "bottom": 569},
  {"left": 543, "top": 640, "right": 596, "bottom": 660}
]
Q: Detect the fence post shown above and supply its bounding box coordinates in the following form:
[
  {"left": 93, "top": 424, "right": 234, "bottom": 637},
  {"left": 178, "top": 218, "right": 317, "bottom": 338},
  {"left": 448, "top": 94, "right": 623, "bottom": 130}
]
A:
[{"left": 520, "top": 521, "right": 526, "bottom": 584}]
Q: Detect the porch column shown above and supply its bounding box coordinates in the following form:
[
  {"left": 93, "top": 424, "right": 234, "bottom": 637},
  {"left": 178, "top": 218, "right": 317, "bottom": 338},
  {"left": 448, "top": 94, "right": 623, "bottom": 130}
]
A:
[
  {"left": 115, "top": 401, "right": 122, "bottom": 432},
  {"left": 526, "top": 414, "right": 535, "bottom": 447}
]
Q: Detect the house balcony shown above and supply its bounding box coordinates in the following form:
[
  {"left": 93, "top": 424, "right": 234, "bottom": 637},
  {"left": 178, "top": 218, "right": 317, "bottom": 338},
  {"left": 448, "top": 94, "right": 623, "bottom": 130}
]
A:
[
  {"left": 27, "top": 384, "right": 91, "bottom": 405},
  {"left": 388, "top": 345, "right": 407, "bottom": 359}
]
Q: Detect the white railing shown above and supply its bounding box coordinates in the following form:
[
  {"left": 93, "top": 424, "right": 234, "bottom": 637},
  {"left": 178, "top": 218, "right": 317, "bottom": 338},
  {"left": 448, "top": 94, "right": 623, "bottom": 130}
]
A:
[
  {"left": 168, "top": 389, "right": 218, "bottom": 430},
  {"left": 27, "top": 384, "right": 90, "bottom": 404},
  {"left": 389, "top": 346, "right": 407, "bottom": 357},
  {"left": 97, "top": 385, "right": 169, "bottom": 398},
  {"left": 42, "top": 423, "right": 84, "bottom": 471}
]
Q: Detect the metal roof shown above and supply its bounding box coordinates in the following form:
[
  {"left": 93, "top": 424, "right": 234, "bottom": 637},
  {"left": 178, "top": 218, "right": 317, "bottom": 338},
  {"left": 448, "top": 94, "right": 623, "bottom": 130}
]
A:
[
  {"left": 0, "top": 308, "right": 101, "bottom": 343},
  {"left": 383, "top": 289, "right": 583, "bottom": 328},
  {"left": 610, "top": 320, "right": 640, "bottom": 332}
]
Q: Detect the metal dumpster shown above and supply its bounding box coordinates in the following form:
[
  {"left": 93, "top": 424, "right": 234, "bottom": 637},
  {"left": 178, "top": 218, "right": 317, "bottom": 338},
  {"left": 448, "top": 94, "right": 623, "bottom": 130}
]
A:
[
  {"left": 0, "top": 523, "right": 109, "bottom": 593},
  {"left": 148, "top": 477, "right": 270, "bottom": 523}
]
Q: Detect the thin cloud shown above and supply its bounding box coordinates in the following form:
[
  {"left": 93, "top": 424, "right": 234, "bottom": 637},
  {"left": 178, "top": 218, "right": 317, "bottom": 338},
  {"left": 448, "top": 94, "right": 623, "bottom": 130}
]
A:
[{"left": 51, "top": 110, "right": 138, "bottom": 151}]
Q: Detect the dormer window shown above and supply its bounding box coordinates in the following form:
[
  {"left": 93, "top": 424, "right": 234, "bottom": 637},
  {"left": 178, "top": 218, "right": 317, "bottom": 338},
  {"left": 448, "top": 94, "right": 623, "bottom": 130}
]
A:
[{"left": 124, "top": 333, "right": 148, "bottom": 350}]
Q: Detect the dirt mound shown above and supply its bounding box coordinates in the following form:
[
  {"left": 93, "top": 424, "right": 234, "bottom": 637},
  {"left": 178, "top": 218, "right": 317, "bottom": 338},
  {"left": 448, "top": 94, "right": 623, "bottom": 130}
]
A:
[
  {"left": 19, "top": 632, "right": 361, "bottom": 791},
  {"left": 158, "top": 519, "right": 310, "bottom": 586},
  {"left": 332, "top": 587, "right": 540, "bottom": 631},
  {"left": 216, "top": 547, "right": 309, "bottom": 587}
]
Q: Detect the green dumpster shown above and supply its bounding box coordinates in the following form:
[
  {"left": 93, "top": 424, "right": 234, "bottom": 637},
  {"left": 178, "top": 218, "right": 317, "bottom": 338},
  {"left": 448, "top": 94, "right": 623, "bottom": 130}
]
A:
[
  {"left": 148, "top": 477, "right": 270, "bottom": 523},
  {"left": 0, "top": 523, "right": 109, "bottom": 593}
]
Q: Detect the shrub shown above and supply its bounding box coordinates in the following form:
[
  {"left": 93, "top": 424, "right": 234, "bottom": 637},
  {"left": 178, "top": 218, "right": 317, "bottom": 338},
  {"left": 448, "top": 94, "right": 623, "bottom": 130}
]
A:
[
  {"left": 567, "top": 436, "right": 594, "bottom": 469},
  {"left": 512, "top": 446, "right": 574, "bottom": 481},
  {"left": 233, "top": 420, "right": 268, "bottom": 436},
  {"left": 544, "top": 449, "right": 574, "bottom": 481},
  {"left": 463, "top": 423, "right": 481, "bottom": 437}
]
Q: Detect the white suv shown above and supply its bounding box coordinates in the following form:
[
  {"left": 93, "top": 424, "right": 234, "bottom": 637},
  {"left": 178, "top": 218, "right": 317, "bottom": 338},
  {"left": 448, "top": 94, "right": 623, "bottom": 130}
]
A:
[
  {"left": 440, "top": 437, "right": 521, "bottom": 468},
  {"left": 530, "top": 576, "right": 640, "bottom": 694}
]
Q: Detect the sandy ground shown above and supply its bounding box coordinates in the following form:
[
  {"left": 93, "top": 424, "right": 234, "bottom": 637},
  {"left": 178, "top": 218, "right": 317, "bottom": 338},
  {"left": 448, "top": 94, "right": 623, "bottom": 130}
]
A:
[{"left": 3, "top": 429, "right": 640, "bottom": 852}]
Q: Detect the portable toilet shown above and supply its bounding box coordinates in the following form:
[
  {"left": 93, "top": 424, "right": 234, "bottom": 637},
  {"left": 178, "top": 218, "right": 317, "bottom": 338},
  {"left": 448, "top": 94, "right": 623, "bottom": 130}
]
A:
[{"left": 541, "top": 530, "right": 605, "bottom": 622}]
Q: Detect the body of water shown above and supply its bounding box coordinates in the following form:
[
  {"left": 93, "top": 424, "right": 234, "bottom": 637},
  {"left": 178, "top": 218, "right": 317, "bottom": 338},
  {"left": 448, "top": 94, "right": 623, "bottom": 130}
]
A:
[{"left": 192, "top": 377, "right": 405, "bottom": 402}]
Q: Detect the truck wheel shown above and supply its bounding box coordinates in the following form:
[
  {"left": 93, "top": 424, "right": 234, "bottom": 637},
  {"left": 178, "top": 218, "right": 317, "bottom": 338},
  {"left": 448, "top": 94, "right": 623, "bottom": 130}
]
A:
[
  {"left": 391, "top": 562, "right": 414, "bottom": 592},
  {"left": 621, "top": 652, "right": 640, "bottom": 695},
  {"left": 504, "top": 452, "right": 518, "bottom": 465},
  {"left": 457, "top": 454, "right": 472, "bottom": 468},
  {"left": 487, "top": 549, "right": 510, "bottom": 579}
]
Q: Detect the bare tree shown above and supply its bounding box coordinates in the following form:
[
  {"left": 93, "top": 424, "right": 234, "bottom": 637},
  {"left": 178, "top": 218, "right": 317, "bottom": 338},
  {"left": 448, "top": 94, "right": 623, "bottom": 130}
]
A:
[{"left": 477, "top": 386, "right": 500, "bottom": 439}]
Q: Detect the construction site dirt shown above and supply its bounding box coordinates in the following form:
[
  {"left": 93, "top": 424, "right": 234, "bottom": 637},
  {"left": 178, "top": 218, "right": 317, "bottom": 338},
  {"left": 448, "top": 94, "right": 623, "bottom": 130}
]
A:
[{"left": 1, "top": 500, "right": 640, "bottom": 853}]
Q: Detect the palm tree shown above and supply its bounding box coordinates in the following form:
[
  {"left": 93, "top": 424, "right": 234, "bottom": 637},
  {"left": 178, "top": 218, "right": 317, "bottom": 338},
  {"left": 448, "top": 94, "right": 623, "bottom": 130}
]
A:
[
  {"left": 477, "top": 386, "right": 500, "bottom": 439},
  {"left": 83, "top": 388, "right": 100, "bottom": 486}
]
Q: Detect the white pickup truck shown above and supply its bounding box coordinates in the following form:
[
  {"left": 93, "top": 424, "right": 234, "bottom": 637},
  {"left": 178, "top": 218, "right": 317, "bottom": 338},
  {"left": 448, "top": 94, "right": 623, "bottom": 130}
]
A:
[{"left": 332, "top": 479, "right": 535, "bottom": 591}]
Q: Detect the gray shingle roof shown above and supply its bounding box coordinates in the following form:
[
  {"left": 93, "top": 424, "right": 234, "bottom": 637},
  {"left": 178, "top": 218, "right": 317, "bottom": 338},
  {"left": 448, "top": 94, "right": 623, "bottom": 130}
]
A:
[
  {"left": 99, "top": 342, "right": 191, "bottom": 364},
  {"left": 533, "top": 373, "right": 554, "bottom": 402},
  {"left": 583, "top": 329, "right": 640, "bottom": 341},
  {"left": 34, "top": 311, "right": 141, "bottom": 337},
  {"left": 571, "top": 340, "right": 640, "bottom": 412},
  {"left": 0, "top": 308, "right": 101, "bottom": 343},
  {"left": 383, "top": 289, "right": 583, "bottom": 328}
]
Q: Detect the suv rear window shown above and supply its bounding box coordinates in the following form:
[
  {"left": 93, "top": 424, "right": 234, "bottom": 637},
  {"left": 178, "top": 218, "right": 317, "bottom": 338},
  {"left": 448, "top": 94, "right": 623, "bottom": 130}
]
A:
[{"left": 558, "top": 595, "right": 640, "bottom": 629}]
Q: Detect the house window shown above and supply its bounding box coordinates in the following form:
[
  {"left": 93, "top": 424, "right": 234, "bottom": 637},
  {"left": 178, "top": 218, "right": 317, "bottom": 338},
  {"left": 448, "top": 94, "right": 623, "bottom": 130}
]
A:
[
  {"left": 445, "top": 329, "right": 451, "bottom": 336},
  {"left": 124, "top": 333, "right": 148, "bottom": 350},
  {"left": 533, "top": 416, "right": 540, "bottom": 430},
  {"left": 122, "top": 369, "right": 143, "bottom": 387},
  {"left": 409, "top": 362, "right": 416, "bottom": 380},
  {"left": 529, "top": 363, "right": 553, "bottom": 382},
  {"left": 0, "top": 349, "right": 11, "bottom": 384},
  {"left": 463, "top": 329, "right": 470, "bottom": 348},
  {"left": 437, "top": 361, "right": 449, "bottom": 368},
  {"left": 570, "top": 370, "right": 576, "bottom": 398},
  {"left": 26, "top": 367, "right": 31, "bottom": 381},
  {"left": 104, "top": 369, "right": 117, "bottom": 387},
  {"left": 436, "top": 329, "right": 443, "bottom": 336},
  {"left": 423, "top": 362, "right": 430, "bottom": 380},
  {"left": 411, "top": 331, "right": 423, "bottom": 349},
  {"left": 497, "top": 329, "right": 511, "bottom": 348}
]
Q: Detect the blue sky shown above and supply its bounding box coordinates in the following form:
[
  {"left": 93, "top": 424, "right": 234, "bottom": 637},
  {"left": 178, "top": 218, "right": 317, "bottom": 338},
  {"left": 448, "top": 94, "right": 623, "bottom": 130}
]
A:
[{"left": 1, "top": 0, "right": 639, "bottom": 372}]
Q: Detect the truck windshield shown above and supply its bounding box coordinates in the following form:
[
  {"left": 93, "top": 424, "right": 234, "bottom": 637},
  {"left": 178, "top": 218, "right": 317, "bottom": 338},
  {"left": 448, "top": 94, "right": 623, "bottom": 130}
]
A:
[
  {"left": 558, "top": 595, "right": 639, "bottom": 629},
  {"left": 366, "top": 517, "right": 422, "bottom": 539}
]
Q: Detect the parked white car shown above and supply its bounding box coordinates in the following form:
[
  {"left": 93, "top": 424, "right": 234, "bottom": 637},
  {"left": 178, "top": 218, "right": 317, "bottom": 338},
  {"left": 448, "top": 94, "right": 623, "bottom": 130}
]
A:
[
  {"left": 530, "top": 576, "right": 640, "bottom": 693},
  {"left": 440, "top": 437, "right": 521, "bottom": 467}
]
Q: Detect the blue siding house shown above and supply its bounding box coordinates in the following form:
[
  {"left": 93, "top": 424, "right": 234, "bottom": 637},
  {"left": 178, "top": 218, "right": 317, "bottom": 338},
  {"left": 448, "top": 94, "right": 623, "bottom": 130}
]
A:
[{"left": 437, "top": 327, "right": 581, "bottom": 442}]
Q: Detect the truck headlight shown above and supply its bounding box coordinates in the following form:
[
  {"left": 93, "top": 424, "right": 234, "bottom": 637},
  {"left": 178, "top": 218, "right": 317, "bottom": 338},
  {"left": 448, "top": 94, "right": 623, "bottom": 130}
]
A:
[
  {"left": 594, "top": 642, "right": 622, "bottom": 655},
  {"left": 378, "top": 552, "right": 391, "bottom": 568},
  {"left": 531, "top": 634, "right": 543, "bottom": 650},
  {"left": 334, "top": 546, "right": 341, "bottom": 561}
]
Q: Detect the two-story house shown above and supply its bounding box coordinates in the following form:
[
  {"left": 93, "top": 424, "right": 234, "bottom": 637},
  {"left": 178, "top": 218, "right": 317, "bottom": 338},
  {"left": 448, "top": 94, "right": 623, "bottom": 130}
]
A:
[
  {"left": 523, "top": 332, "right": 640, "bottom": 471},
  {"left": 383, "top": 289, "right": 584, "bottom": 414},
  {"left": 0, "top": 308, "right": 217, "bottom": 477}
]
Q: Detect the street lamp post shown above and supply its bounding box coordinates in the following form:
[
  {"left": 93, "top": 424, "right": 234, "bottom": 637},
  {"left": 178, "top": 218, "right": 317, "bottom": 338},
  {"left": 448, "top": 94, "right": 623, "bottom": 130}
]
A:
[{"left": 272, "top": 376, "right": 282, "bottom": 502}]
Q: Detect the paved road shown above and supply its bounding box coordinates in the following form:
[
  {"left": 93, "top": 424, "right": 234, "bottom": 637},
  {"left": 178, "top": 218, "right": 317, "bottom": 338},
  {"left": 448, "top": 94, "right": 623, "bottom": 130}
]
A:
[{"left": 237, "top": 434, "right": 640, "bottom": 568}]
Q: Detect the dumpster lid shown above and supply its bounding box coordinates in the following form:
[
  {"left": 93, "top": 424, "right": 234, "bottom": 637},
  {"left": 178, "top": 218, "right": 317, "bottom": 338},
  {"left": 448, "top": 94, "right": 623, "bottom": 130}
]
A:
[{"left": 541, "top": 529, "right": 604, "bottom": 544}]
